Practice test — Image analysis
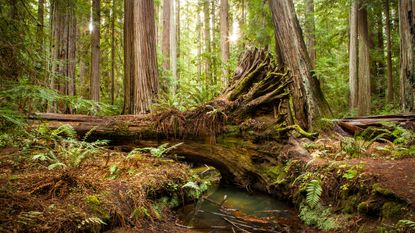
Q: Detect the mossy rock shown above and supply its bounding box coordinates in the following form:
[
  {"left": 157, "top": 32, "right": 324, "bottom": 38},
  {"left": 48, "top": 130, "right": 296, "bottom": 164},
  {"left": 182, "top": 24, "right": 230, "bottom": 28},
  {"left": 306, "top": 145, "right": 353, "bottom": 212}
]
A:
[
  {"left": 381, "top": 202, "right": 405, "bottom": 220},
  {"left": 341, "top": 195, "right": 360, "bottom": 214}
]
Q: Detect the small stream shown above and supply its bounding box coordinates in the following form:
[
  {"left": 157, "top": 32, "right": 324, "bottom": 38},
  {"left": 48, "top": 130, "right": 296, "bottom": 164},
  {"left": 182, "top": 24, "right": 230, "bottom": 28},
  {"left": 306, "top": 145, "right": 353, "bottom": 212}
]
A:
[{"left": 177, "top": 185, "right": 306, "bottom": 233}]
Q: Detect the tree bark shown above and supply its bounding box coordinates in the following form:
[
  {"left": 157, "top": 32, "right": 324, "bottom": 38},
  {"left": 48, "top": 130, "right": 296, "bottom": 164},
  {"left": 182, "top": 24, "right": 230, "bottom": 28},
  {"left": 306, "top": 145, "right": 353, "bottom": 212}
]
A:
[
  {"left": 220, "top": 0, "right": 230, "bottom": 85},
  {"left": 176, "top": 0, "right": 181, "bottom": 86},
  {"left": 268, "top": 0, "right": 331, "bottom": 129},
  {"left": 91, "top": 0, "right": 101, "bottom": 102},
  {"left": 385, "top": 0, "right": 394, "bottom": 103},
  {"left": 399, "top": 0, "right": 415, "bottom": 112},
  {"left": 357, "top": 3, "right": 371, "bottom": 116},
  {"left": 161, "top": 0, "right": 171, "bottom": 93},
  {"left": 304, "top": 0, "right": 316, "bottom": 68},
  {"left": 111, "top": 0, "right": 116, "bottom": 105},
  {"left": 123, "top": 0, "right": 159, "bottom": 114},
  {"left": 171, "top": 0, "right": 177, "bottom": 95},
  {"left": 349, "top": 0, "right": 359, "bottom": 111},
  {"left": 50, "top": 0, "right": 77, "bottom": 112},
  {"left": 204, "top": 0, "right": 212, "bottom": 85},
  {"left": 37, "top": 0, "right": 44, "bottom": 55}
]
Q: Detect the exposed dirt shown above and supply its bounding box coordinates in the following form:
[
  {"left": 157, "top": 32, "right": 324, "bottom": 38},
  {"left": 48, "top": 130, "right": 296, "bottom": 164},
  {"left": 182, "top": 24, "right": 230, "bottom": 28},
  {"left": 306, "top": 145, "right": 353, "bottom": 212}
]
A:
[{"left": 354, "top": 158, "right": 415, "bottom": 206}]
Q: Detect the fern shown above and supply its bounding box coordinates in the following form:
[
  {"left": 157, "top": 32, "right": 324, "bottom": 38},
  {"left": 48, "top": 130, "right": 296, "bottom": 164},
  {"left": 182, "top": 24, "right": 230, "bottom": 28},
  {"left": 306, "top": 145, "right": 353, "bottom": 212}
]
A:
[
  {"left": 397, "top": 219, "right": 415, "bottom": 230},
  {"left": 306, "top": 179, "right": 322, "bottom": 208}
]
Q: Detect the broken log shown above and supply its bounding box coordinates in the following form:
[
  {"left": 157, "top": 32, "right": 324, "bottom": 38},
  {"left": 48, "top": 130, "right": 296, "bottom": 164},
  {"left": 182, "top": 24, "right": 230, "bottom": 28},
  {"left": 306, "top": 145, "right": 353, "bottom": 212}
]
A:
[{"left": 337, "top": 114, "right": 415, "bottom": 135}]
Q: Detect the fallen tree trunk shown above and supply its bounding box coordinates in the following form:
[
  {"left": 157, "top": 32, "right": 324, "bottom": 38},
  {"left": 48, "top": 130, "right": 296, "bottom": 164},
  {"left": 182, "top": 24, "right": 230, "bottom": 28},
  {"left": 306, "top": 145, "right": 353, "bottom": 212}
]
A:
[
  {"left": 337, "top": 114, "right": 415, "bottom": 135},
  {"left": 30, "top": 49, "right": 296, "bottom": 190}
]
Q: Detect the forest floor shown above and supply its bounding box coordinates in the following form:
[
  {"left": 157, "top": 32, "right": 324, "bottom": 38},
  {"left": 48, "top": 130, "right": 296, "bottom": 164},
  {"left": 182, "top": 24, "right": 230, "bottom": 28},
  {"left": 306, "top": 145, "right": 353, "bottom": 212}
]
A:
[
  {"left": 0, "top": 147, "right": 199, "bottom": 232},
  {"left": 1, "top": 122, "right": 415, "bottom": 232}
]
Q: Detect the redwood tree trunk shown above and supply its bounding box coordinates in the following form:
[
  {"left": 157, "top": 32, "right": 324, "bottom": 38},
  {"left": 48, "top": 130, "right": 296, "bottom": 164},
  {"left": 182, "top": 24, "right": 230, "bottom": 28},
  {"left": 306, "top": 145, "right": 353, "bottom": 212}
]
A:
[
  {"left": 204, "top": 0, "right": 212, "bottom": 85},
  {"left": 91, "top": 0, "right": 101, "bottom": 102},
  {"left": 220, "top": 0, "right": 230, "bottom": 84},
  {"left": 161, "top": 0, "right": 171, "bottom": 93},
  {"left": 399, "top": 0, "right": 415, "bottom": 112},
  {"left": 349, "top": 0, "right": 359, "bottom": 110},
  {"left": 269, "top": 0, "right": 331, "bottom": 129},
  {"left": 123, "top": 0, "right": 159, "bottom": 114},
  {"left": 111, "top": 0, "right": 116, "bottom": 105},
  {"left": 51, "top": 0, "right": 77, "bottom": 112},
  {"left": 304, "top": 0, "right": 316, "bottom": 68},
  {"left": 385, "top": 0, "right": 394, "bottom": 103},
  {"left": 357, "top": 4, "right": 371, "bottom": 116}
]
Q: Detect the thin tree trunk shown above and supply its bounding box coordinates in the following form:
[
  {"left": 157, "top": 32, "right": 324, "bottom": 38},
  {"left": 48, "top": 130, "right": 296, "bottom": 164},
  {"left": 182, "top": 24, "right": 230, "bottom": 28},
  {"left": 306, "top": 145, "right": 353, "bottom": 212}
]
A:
[
  {"left": 91, "top": 0, "right": 101, "bottom": 102},
  {"left": 269, "top": 0, "right": 331, "bottom": 129},
  {"left": 203, "top": 0, "right": 212, "bottom": 85},
  {"left": 399, "top": 0, "right": 415, "bottom": 112},
  {"left": 197, "top": 8, "right": 202, "bottom": 82},
  {"left": 385, "top": 0, "right": 394, "bottom": 103},
  {"left": 357, "top": 4, "right": 371, "bottom": 116},
  {"left": 176, "top": 0, "right": 181, "bottom": 86},
  {"left": 111, "top": 0, "right": 116, "bottom": 105},
  {"left": 37, "top": 0, "right": 44, "bottom": 55},
  {"left": 123, "top": 0, "right": 134, "bottom": 113},
  {"left": 304, "top": 0, "right": 316, "bottom": 68},
  {"left": 349, "top": 0, "right": 359, "bottom": 111},
  {"left": 161, "top": 0, "right": 171, "bottom": 93},
  {"left": 171, "top": 0, "right": 177, "bottom": 94},
  {"left": 220, "top": 0, "right": 230, "bottom": 85}
]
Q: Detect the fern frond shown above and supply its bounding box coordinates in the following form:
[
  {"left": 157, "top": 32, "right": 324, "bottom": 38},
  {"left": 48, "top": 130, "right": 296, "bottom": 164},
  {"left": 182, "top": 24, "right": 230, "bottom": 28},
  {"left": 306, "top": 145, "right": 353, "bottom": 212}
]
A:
[
  {"left": 306, "top": 179, "right": 322, "bottom": 208},
  {"left": 398, "top": 219, "right": 415, "bottom": 230}
]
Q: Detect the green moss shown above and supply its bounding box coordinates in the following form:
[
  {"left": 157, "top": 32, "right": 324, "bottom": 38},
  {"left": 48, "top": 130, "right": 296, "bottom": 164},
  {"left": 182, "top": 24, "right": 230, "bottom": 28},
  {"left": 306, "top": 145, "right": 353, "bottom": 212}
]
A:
[
  {"left": 357, "top": 201, "right": 370, "bottom": 214},
  {"left": 85, "top": 195, "right": 100, "bottom": 207},
  {"left": 381, "top": 202, "right": 404, "bottom": 220},
  {"left": 131, "top": 207, "right": 150, "bottom": 220},
  {"left": 341, "top": 195, "right": 360, "bottom": 214},
  {"left": 267, "top": 165, "right": 286, "bottom": 185},
  {"left": 372, "top": 183, "right": 396, "bottom": 198},
  {"left": 85, "top": 195, "right": 109, "bottom": 219}
]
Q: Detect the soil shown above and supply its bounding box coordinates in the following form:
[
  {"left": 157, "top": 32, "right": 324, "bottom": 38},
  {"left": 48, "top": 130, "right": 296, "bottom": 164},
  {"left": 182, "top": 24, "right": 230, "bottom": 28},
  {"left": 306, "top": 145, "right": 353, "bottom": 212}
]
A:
[{"left": 356, "top": 158, "right": 415, "bottom": 206}]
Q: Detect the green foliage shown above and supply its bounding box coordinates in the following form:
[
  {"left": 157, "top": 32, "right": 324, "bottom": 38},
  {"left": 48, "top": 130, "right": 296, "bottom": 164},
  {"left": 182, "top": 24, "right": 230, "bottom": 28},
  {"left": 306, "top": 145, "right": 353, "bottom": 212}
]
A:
[
  {"left": 306, "top": 179, "right": 323, "bottom": 208},
  {"left": 31, "top": 124, "right": 109, "bottom": 169},
  {"left": 397, "top": 220, "right": 415, "bottom": 230},
  {"left": 342, "top": 169, "right": 358, "bottom": 180},
  {"left": 299, "top": 204, "right": 339, "bottom": 231},
  {"left": 107, "top": 164, "right": 119, "bottom": 180},
  {"left": 131, "top": 142, "right": 183, "bottom": 158}
]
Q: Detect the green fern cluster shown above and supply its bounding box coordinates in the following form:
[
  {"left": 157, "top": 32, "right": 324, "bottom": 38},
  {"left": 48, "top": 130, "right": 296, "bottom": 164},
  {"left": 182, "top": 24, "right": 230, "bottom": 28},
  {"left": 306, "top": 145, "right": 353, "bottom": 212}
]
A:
[
  {"left": 306, "top": 179, "right": 323, "bottom": 208},
  {"left": 397, "top": 219, "right": 415, "bottom": 230},
  {"left": 31, "top": 124, "right": 108, "bottom": 169}
]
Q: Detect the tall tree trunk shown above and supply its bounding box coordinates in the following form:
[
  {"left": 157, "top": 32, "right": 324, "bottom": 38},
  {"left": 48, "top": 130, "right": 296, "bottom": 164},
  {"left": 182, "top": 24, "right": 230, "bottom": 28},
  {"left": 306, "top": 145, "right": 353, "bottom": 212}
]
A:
[
  {"left": 123, "top": 0, "right": 159, "bottom": 114},
  {"left": 385, "top": 0, "right": 394, "bottom": 103},
  {"left": 357, "top": 4, "right": 371, "bottom": 116},
  {"left": 304, "top": 0, "right": 316, "bottom": 68},
  {"left": 111, "top": 0, "right": 116, "bottom": 105},
  {"left": 399, "top": 0, "right": 415, "bottom": 112},
  {"left": 176, "top": 0, "right": 181, "bottom": 86},
  {"left": 161, "top": 0, "right": 171, "bottom": 93},
  {"left": 170, "top": 0, "right": 177, "bottom": 94},
  {"left": 220, "top": 0, "right": 230, "bottom": 85},
  {"left": 123, "top": 0, "right": 134, "bottom": 114},
  {"left": 37, "top": 0, "right": 44, "bottom": 55},
  {"left": 269, "top": 0, "right": 331, "bottom": 129},
  {"left": 91, "top": 0, "right": 100, "bottom": 102},
  {"left": 51, "top": 0, "right": 77, "bottom": 112},
  {"left": 211, "top": 0, "right": 217, "bottom": 84},
  {"left": 349, "top": 0, "right": 359, "bottom": 111},
  {"left": 203, "top": 0, "right": 212, "bottom": 85},
  {"left": 197, "top": 9, "right": 203, "bottom": 81}
]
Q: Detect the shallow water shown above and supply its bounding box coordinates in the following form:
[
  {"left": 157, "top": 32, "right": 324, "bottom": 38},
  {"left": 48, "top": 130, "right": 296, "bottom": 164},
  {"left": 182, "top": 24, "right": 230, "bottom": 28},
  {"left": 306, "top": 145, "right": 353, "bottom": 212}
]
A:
[{"left": 177, "top": 185, "right": 304, "bottom": 233}]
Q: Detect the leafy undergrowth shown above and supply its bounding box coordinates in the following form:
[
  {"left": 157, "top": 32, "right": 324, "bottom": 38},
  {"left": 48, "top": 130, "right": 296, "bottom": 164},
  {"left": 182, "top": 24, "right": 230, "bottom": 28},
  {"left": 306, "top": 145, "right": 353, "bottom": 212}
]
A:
[{"left": 0, "top": 125, "right": 203, "bottom": 232}]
